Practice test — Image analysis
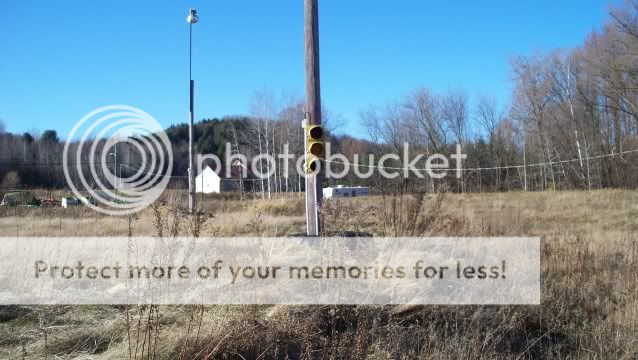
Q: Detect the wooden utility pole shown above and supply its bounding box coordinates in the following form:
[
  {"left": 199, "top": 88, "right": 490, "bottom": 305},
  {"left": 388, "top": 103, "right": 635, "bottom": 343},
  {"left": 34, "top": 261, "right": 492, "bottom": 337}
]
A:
[{"left": 304, "top": 0, "right": 323, "bottom": 235}]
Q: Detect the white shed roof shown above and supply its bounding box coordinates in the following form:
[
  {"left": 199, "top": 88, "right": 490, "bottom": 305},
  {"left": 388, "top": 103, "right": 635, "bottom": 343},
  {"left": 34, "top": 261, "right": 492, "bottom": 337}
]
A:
[{"left": 196, "top": 166, "right": 221, "bottom": 180}]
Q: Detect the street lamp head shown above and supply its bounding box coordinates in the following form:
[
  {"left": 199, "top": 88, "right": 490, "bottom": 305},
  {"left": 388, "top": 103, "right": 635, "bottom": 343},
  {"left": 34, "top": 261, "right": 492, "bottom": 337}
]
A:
[{"left": 187, "top": 9, "right": 199, "bottom": 24}]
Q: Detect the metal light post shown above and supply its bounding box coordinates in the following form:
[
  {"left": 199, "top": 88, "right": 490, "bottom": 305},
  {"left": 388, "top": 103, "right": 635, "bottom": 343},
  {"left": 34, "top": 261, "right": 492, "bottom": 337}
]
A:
[
  {"left": 187, "top": 8, "right": 199, "bottom": 214},
  {"left": 109, "top": 152, "right": 117, "bottom": 193}
]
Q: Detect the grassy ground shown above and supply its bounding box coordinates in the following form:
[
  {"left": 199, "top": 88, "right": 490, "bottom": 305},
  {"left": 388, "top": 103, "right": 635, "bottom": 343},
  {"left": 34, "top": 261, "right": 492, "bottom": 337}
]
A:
[{"left": 0, "top": 190, "right": 636, "bottom": 359}]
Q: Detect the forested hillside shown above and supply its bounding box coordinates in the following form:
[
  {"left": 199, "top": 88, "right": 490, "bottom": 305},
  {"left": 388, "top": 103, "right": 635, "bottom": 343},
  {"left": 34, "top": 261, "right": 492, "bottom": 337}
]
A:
[{"left": 1, "top": 1, "right": 638, "bottom": 192}]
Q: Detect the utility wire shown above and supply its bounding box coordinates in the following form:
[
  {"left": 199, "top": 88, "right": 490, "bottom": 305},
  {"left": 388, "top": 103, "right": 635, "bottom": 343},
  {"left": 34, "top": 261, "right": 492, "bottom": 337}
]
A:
[
  {"left": 120, "top": 163, "right": 189, "bottom": 178},
  {"left": 0, "top": 161, "right": 115, "bottom": 166},
  {"left": 322, "top": 148, "right": 638, "bottom": 172},
  {"left": 2, "top": 148, "right": 637, "bottom": 176}
]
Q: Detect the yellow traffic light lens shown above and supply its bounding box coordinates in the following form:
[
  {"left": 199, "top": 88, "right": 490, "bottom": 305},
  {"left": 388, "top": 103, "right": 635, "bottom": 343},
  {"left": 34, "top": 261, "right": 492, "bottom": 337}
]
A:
[
  {"left": 308, "top": 142, "right": 323, "bottom": 157},
  {"left": 305, "top": 158, "right": 320, "bottom": 173},
  {"left": 308, "top": 126, "right": 323, "bottom": 139}
]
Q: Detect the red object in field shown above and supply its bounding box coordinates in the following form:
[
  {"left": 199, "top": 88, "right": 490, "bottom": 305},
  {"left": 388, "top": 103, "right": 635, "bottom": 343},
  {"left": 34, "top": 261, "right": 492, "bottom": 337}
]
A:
[{"left": 41, "top": 198, "right": 61, "bottom": 207}]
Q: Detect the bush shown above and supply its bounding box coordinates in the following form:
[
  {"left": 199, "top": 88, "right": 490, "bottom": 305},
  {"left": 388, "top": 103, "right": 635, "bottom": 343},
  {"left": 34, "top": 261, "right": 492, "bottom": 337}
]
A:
[{"left": 1, "top": 171, "right": 20, "bottom": 189}]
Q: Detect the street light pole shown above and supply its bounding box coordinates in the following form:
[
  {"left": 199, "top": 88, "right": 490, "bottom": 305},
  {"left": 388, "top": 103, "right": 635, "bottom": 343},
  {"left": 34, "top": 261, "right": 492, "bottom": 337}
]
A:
[
  {"left": 109, "top": 151, "right": 117, "bottom": 193},
  {"left": 187, "top": 8, "right": 199, "bottom": 214}
]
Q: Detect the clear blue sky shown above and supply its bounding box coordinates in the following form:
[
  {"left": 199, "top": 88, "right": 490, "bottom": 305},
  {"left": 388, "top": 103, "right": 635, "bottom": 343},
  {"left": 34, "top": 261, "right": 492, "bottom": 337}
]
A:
[{"left": 0, "top": 0, "right": 611, "bottom": 138}]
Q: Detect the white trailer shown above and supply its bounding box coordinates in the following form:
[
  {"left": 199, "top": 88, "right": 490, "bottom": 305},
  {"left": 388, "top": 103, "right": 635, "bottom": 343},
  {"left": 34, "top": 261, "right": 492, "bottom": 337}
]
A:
[
  {"left": 323, "top": 185, "right": 369, "bottom": 199},
  {"left": 61, "top": 197, "right": 81, "bottom": 208}
]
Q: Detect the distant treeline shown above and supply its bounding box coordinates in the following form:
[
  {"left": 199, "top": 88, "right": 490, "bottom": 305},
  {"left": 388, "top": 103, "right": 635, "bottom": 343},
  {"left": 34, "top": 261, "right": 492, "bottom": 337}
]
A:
[{"left": 2, "top": 2, "right": 638, "bottom": 194}]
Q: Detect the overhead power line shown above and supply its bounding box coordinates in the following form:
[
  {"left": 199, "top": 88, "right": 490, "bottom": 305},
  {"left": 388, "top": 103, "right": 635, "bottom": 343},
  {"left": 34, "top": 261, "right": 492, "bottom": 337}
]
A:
[
  {"left": 2, "top": 148, "right": 637, "bottom": 176},
  {"left": 120, "top": 163, "right": 189, "bottom": 178},
  {"left": 322, "top": 148, "right": 638, "bottom": 172},
  {"left": 0, "top": 161, "right": 115, "bottom": 166}
]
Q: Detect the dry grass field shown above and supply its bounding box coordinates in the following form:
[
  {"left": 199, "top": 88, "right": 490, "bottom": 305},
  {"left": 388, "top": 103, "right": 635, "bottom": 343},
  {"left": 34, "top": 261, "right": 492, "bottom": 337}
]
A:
[{"left": 0, "top": 190, "right": 636, "bottom": 359}]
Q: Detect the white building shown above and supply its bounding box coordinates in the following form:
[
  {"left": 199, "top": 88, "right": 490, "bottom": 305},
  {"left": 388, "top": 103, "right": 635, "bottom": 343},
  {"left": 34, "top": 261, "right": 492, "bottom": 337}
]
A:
[
  {"left": 196, "top": 166, "right": 222, "bottom": 194},
  {"left": 323, "top": 185, "right": 369, "bottom": 199}
]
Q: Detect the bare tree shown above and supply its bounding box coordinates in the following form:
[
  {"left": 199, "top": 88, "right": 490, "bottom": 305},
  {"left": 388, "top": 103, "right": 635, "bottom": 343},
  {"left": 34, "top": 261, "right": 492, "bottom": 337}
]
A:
[
  {"left": 441, "top": 87, "right": 468, "bottom": 146},
  {"left": 403, "top": 87, "right": 446, "bottom": 153},
  {"left": 250, "top": 89, "right": 279, "bottom": 199},
  {"left": 361, "top": 103, "right": 408, "bottom": 151},
  {"left": 511, "top": 55, "right": 557, "bottom": 189},
  {"left": 475, "top": 94, "right": 503, "bottom": 138}
]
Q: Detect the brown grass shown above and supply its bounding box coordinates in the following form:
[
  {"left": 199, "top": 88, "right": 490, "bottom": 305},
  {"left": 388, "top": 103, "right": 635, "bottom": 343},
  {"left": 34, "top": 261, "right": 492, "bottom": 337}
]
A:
[{"left": 0, "top": 190, "right": 636, "bottom": 359}]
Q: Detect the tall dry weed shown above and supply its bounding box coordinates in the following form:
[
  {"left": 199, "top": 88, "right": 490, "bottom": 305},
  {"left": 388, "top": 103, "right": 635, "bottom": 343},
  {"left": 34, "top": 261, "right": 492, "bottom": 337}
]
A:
[{"left": 381, "top": 191, "right": 466, "bottom": 236}]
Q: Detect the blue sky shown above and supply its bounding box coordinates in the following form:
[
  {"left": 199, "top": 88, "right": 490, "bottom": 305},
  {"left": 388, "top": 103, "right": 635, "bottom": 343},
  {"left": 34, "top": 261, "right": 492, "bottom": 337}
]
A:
[{"left": 0, "top": 0, "right": 611, "bottom": 138}]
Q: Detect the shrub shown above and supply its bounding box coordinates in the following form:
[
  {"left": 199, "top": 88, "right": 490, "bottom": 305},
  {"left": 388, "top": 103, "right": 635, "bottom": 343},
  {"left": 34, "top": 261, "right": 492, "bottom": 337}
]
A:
[{"left": 1, "top": 171, "right": 21, "bottom": 189}]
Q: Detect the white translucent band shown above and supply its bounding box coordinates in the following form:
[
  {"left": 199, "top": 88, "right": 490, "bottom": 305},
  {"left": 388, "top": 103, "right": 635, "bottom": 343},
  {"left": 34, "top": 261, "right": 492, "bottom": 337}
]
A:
[{"left": 0, "top": 237, "right": 540, "bottom": 305}]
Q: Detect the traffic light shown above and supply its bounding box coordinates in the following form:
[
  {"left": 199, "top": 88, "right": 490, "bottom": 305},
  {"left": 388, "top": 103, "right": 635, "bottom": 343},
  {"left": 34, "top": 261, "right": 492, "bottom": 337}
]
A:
[{"left": 305, "top": 125, "right": 324, "bottom": 173}]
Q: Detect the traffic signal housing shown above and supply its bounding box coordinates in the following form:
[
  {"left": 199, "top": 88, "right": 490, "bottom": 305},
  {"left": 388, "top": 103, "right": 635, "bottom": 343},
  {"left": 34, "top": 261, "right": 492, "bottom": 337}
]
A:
[{"left": 305, "top": 125, "right": 324, "bottom": 174}]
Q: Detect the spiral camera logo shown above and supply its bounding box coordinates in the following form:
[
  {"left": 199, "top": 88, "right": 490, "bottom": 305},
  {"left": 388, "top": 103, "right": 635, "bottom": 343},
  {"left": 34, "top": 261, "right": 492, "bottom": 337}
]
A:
[{"left": 63, "top": 105, "right": 173, "bottom": 215}]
